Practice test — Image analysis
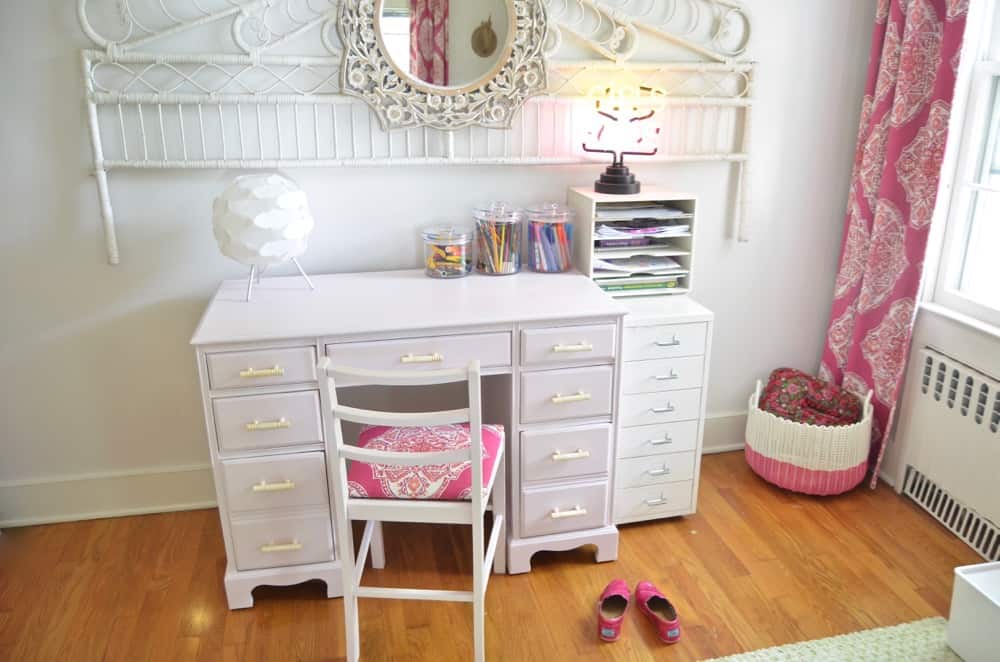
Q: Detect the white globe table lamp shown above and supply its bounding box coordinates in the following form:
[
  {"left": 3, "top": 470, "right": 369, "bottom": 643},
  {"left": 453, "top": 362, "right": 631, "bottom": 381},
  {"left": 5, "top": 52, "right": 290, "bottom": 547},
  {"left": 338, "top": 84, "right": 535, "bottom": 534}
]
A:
[{"left": 213, "top": 174, "right": 316, "bottom": 301}]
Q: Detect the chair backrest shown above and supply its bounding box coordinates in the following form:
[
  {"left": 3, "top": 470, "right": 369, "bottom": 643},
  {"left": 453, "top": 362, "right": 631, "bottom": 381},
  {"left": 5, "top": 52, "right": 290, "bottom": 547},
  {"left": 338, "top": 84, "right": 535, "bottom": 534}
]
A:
[{"left": 318, "top": 358, "right": 485, "bottom": 503}]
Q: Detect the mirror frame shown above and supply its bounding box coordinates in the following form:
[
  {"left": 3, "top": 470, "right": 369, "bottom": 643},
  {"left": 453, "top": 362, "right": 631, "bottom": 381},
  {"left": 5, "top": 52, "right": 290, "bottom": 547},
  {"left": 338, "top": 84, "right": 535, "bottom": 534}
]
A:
[{"left": 339, "top": 0, "right": 548, "bottom": 131}]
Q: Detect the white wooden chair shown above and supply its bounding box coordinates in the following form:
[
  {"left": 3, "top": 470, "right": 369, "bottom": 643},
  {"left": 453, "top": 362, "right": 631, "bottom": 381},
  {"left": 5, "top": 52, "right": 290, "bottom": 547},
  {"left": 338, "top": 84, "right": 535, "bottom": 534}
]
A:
[{"left": 318, "top": 358, "right": 507, "bottom": 662}]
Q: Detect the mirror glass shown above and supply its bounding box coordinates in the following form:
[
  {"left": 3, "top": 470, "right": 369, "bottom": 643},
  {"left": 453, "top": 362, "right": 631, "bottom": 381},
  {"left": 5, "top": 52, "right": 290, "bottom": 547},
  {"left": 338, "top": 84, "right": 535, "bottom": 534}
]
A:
[{"left": 379, "top": 0, "right": 510, "bottom": 88}]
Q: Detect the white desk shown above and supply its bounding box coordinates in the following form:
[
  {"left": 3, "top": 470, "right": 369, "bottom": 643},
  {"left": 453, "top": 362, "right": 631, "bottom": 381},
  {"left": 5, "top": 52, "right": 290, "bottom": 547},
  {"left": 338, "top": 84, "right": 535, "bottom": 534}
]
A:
[{"left": 192, "top": 269, "right": 628, "bottom": 608}]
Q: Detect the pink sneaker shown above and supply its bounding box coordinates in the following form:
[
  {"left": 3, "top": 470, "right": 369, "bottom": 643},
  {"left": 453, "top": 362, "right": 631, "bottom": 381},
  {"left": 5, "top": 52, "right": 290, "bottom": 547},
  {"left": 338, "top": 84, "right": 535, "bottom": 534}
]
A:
[
  {"left": 635, "top": 581, "right": 681, "bottom": 644},
  {"left": 597, "top": 579, "right": 630, "bottom": 642}
]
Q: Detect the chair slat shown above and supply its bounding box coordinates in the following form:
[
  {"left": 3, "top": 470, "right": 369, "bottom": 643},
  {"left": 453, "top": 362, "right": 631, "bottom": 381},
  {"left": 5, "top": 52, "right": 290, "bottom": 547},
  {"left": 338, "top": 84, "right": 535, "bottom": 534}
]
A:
[
  {"left": 333, "top": 404, "right": 472, "bottom": 428},
  {"left": 320, "top": 359, "right": 470, "bottom": 386}
]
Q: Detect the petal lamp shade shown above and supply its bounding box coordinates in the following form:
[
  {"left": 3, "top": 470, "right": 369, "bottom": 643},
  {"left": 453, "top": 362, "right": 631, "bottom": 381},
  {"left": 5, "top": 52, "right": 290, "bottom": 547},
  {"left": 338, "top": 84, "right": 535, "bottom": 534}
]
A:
[{"left": 212, "top": 174, "right": 315, "bottom": 267}]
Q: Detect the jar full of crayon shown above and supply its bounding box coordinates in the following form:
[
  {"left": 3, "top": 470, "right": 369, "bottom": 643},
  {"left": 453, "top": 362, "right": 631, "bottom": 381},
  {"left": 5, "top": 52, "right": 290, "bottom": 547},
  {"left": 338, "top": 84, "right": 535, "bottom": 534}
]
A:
[
  {"left": 526, "top": 203, "right": 574, "bottom": 272},
  {"left": 422, "top": 225, "right": 473, "bottom": 278},
  {"left": 474, "top": 202, "right": 522, "bottom": 275}
]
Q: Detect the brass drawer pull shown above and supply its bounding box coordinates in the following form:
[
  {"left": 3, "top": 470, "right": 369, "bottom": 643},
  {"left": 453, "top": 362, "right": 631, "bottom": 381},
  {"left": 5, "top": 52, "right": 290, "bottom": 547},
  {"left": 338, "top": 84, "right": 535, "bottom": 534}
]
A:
[
  {"left": 260, "top": 541, "right": 303, "bottom": 553},
  {"left": 401, "top": 352, "right": 444, "bottom": 364},
  {"left": 551, "top": 449, "right": 591, "bottom": 462},
  {"left": 551, "top": 391, "right": 591, "bottom": 404},
  {"left": 549, "top": 505, "right": 587, "bottom": 519},
  {"left": 240, "top": 365, "right": 285, "bottom": 378},
  {"left": 552, "top": 342, "right": 593, "bottom": 353},
  {"left": 245, "top": 417, "right": 290, "bottom": 432},
  {"left": 251, "top": 480, "right": 296, "bottom": 493}
]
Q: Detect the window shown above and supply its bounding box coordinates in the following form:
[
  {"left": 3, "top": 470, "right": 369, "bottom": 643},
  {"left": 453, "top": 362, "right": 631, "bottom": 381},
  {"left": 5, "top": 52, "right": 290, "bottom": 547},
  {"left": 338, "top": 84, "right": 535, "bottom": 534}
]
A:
[{"left": 932, "top": 1, "right": 1000, "bottom": 328}]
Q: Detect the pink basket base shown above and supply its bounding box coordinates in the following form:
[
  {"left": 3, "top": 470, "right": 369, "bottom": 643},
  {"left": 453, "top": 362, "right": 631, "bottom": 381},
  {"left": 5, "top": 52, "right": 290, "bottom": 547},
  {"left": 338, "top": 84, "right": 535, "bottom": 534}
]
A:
[{"left": 745, "top": 444, "right": 867, "bottom": 496}]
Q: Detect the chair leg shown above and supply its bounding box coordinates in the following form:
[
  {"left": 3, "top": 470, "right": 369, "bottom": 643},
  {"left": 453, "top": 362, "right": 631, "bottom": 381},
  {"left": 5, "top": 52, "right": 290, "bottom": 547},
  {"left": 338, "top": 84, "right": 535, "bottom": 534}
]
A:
[
  {"left": 335, "top": 502, "right": 360, "bottom": 660},
  {"left": 472, "top": 511, "right": 486, "bottom": 662},
  {"left": 492, "top": 456, "right": 507, "bottom": 575},
  {"left": 370, "top": 521, "right": 386, "bottom": 569}
]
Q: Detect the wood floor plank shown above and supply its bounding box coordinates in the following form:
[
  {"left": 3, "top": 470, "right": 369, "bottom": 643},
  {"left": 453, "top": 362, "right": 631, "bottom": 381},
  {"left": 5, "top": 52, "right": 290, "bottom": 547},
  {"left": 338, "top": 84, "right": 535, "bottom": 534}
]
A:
[{"left": 0, "top": 452, "right": 981, "bottom": 661}]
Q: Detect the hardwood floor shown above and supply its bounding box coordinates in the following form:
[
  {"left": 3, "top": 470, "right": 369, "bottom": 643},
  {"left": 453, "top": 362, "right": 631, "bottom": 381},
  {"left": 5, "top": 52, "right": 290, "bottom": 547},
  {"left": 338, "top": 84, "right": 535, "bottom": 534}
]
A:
[{"left": 0, "top": 452, "right": 980, "bottom": 661}]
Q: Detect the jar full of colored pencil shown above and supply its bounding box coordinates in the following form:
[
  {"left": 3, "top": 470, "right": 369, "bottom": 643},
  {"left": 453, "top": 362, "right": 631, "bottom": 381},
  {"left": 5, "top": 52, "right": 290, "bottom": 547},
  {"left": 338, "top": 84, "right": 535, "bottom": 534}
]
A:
[
  {"left": 474, "top": 202, "right": 522, "bottom": 275},
  {"left": 526, "top": 203, "right": 574, "bottom": 272}
]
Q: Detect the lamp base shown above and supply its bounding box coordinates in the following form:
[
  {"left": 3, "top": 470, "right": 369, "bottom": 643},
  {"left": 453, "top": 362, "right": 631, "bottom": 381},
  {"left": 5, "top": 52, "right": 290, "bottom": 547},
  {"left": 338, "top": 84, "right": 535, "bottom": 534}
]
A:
[
  {"left": 594, "top": 164, "right": 640, "bottom": 195},
  {"left": 245, "top": 258, "right": 315, "bottom": 301}
]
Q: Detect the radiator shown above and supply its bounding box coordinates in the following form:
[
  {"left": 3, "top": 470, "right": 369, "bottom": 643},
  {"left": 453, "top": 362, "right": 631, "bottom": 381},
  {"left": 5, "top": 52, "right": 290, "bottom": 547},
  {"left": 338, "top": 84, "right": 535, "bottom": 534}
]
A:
[{"left": 897, "top": 348, "right": 1000, "bottom": 561}]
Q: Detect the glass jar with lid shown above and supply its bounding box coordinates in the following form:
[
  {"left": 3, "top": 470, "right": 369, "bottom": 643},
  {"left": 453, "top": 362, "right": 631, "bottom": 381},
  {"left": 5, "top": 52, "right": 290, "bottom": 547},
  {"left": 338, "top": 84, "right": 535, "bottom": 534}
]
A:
[
  {"left": 474, "top": 202, "right": 523, "bottom": 275},
  {"left": 526, "top": 203, "right": 574, "bottom": 272},
  {"left": 422, "top": 225, "right": 473, "bottom": 278}
]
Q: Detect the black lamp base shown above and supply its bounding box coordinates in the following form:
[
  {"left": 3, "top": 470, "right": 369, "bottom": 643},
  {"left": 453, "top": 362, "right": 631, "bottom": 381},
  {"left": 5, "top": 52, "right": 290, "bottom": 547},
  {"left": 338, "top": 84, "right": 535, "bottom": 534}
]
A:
[{"left": 594, "top": 164, "right": 640, "bottom": 195}]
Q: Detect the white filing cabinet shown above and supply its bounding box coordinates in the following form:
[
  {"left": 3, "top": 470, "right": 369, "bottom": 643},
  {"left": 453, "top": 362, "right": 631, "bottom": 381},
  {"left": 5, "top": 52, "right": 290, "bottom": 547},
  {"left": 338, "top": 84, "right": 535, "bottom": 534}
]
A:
[
  {"left": 566, "top": 186, "right": 714, "bottom": 524},
  {"left": 613, "top": 297, "right": 713, "bottom": 524}
]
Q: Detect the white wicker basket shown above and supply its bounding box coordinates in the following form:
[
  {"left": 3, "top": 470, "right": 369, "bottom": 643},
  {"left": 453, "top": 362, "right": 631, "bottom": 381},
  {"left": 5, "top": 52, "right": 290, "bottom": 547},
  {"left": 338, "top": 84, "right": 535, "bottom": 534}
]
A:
[{"left": 744, "top": 380, "right": 874, "bottom": 495}]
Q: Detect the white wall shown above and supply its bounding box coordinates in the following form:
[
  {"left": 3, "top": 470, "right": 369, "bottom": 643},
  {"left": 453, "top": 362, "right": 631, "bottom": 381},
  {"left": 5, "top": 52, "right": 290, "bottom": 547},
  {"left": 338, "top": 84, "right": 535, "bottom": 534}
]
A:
[{"left": 0, "top": 0, "right": 877, "bottom": 525}]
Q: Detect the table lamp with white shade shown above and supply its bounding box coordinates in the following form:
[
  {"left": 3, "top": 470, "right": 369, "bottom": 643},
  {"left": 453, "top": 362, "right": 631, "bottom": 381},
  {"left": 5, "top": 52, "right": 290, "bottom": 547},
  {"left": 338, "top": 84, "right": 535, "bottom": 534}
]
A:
[{"left": 212, "top": 173, "right": 316, "bottom": 301}]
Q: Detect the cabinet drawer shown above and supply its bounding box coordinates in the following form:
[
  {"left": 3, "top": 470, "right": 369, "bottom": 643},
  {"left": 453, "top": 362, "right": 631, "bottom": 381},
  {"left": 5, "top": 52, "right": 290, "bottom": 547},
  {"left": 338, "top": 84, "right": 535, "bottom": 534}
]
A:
[
  {"left": 206, "top": 346, "right": 317, "bottom": 390},
  {"left": 521, "top": 481, "right": 608, "bottom": 538},
  {"left": 615, "top": 452, "right": 696, "bottom": 489},
  {"left": 621, "top": 356, "right": 704, "bottom": 395},
  {"left": 325, "top": 332, "right": 511, "bottom": 381},
  {"left": 618, "top": 421, "right": 699, "bottom": 459},
  {"left": 214, "top": 391, "right": 323, "bottom": 453},
  {"left": 623, "top": 323, "right": 706, "bottom": 361},
  {"left": 230, "top": 511, "right": 334, "bottom": 571},
  {"left": 614, "top": 481, "right": 694, "bottom": 523},
  {"left": 520, "top": 424, "right": 611, "bottom": 483},
  {"left": 520, "top": 324, "right": 616, "bottom": 367},
  {"left": 620, "top": 389, "right": 701, "bottom": 428},
  {"left": 222, "top": 451, "right": 329, "bottom": 513},
  {"left": 520, "top": 366, "right": 614, "bottom": 424}
]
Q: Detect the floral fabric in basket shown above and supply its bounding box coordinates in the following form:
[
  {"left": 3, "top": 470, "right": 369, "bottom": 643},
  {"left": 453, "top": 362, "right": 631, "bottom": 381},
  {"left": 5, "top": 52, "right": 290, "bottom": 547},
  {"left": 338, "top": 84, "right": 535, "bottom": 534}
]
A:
[{"left": 759, "top": 368, "right": 862, "bottom": 427}]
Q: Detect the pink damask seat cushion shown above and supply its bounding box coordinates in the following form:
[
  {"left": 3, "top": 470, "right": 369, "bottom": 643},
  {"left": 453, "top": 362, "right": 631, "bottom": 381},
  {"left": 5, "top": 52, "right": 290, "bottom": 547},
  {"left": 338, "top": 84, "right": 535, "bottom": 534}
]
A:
[{"left": 346, "top": 423, "right": 504, "bottom": 500}]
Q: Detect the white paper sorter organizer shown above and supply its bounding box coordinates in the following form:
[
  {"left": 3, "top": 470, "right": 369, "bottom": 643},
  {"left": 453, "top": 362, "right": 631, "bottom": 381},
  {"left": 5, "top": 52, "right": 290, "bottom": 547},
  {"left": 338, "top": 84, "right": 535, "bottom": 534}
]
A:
[{"left": 191, "top": 270, "right": 628, "bottom": 608}]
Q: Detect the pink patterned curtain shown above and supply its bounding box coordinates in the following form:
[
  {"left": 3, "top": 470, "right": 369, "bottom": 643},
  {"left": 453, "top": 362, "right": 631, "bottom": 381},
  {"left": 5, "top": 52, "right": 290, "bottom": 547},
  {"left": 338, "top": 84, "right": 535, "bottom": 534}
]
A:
[
  {"left": 820, "top": 0, "right": 969, "bottom": 487},
  {"left": 410, "top": 0, "right": 448, "bottom": 86}
]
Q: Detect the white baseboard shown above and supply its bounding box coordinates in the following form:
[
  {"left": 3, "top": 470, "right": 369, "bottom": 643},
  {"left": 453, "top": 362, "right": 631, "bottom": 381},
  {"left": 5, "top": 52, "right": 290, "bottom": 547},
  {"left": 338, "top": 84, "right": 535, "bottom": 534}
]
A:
[
  {"left": 0, "top": 463, "right": 217, "bottom": 528},
  {"left": 702, "top": 411, "right": 747, "bottom": 454}
]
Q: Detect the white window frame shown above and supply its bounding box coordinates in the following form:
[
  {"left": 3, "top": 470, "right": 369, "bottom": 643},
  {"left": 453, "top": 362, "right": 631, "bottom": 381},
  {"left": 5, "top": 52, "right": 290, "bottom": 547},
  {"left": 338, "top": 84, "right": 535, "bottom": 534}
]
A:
[{"left": 928, "top": 0, "right": 1000, "bottom": 329}]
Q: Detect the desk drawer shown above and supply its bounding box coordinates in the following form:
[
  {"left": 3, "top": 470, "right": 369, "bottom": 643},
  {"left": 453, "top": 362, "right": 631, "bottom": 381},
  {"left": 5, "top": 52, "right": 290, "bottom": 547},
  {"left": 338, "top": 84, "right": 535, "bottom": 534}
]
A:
[
  {"left": 222, "top": 451, "right": 329, "bottom": 513},
  {"left": 520, "top": 366, "right": 614, "bottom": 424},
  {"left": 207, "top": 346, "right": 317, "bottom": 390},
  {"left": 520, "top": 424, "right": 611, "bottom": 483},
  {"left": 520, "top": 324, "right": 616, "bottom": 367},
  {"left": 230, "top": 511, "right": 334, "bottom": 571},
  {"left": 618, "top": 421, "right": 699, "bottom": 459},
  {"left": 214, "top": 391, "right": 323, "bottom": 453},
  {"left": 325, "top": 332, "right": 511, "bottom": 378},
  {"left": 621, "top": 356, "right": 704, "bottom": 395},
  {"left": 614, "top": 481, "right": 694, "bottom": 522},
  {"left": 521, "top": 481, "right": 608, "bottom": 538},
  {"left": 615, "top": 452, "right": 696, "bottom": 489},
  {"left": 620, "top": 389, "right": 701, "bottom": 428},
  {"left": 623, "top": 323, "right": 706, "bottom": 361}
]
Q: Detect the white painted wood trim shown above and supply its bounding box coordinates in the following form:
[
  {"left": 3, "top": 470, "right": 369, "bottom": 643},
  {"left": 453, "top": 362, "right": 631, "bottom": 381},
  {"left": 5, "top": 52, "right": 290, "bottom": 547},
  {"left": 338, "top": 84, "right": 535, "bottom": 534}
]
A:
[{"left": 0, "top": 463, "right": 215, "bottom": 528}]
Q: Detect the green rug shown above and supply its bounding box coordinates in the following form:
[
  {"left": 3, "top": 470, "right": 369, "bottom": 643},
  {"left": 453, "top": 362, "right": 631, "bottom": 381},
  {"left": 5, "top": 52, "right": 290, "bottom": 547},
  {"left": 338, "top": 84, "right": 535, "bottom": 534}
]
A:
[{"left": 703, "top": 618, "right": 959, "bottom": 661}]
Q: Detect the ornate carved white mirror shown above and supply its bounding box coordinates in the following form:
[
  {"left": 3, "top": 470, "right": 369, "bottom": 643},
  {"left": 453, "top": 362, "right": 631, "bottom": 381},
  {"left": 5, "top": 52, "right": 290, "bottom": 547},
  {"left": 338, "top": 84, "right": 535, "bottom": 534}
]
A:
[{"left": 339, "top": 0, "right": 548, "bottom": 130}]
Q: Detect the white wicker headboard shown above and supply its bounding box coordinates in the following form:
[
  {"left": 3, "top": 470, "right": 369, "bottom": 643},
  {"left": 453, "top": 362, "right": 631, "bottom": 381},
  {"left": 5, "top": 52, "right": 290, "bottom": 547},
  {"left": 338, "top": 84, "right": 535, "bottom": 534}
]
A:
[{"left": 78, "top": 0, "right": 754, "bottom": 264}]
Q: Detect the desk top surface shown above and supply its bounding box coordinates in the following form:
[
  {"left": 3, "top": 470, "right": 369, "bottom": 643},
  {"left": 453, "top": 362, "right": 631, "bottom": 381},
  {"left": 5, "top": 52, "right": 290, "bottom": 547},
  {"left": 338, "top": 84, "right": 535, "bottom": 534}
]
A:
[{"left": 191, "top": 269, "right": 629, "bottom": 345}]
